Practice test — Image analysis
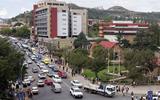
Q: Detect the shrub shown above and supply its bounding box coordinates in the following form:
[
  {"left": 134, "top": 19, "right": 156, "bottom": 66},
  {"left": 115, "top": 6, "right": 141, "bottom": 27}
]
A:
[
  {"left": 98, "top": 69, "right": 112, "bottom": 82},
  {"left": 82, "top": 69, "right": 96, "bottom": 80}
]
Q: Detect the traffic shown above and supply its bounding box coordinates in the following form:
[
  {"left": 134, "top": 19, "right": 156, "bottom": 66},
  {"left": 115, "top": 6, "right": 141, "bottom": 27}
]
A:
[{"left": 9, "top": 36, "right": 158, "bottom": 100}]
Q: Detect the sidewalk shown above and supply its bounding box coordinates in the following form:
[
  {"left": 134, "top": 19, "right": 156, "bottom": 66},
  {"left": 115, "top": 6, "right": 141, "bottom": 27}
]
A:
[{"left": 66, "top": 68, "right": 160, "bottom": 95}]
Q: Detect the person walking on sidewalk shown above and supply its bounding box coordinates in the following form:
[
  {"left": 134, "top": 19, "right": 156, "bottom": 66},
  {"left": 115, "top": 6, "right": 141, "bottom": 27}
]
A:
[{"left": 131, "top": 91, "right": 134, "bottom": 100}]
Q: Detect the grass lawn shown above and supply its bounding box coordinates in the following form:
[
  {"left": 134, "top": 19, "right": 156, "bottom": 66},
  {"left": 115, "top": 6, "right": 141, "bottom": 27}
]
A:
[{"left": 107, "top": 65, "right": 126, "bottom": 74}]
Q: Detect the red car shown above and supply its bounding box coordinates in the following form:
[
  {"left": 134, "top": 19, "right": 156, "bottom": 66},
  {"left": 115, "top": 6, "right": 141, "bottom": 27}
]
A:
[
  {"left": 58, "top": 71, "right": 67, "bottom": 78},
  {"left": 44, "top": 79, "right": 53, "bottom": 85}
]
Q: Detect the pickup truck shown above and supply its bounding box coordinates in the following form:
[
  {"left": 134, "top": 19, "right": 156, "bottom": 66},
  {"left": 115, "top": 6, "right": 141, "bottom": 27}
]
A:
[{"left": 83, "top": 83, "right": 116, "bottom": 97}]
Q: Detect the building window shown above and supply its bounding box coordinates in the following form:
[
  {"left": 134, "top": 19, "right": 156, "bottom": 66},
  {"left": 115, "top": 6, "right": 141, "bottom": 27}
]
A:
[
  {"left": 62, "top": 19, "right": 66, "bottom": 21},
  {"left": 62, "top": 28, "right": 66, "bottom": 30},
  {"left": 62, "top": 10, "right": 66, "bottom": 12},
  {"left": 62, "top": 14, "right": 66, "bottom": 16},
  {"left": 74, "top": 20, "right": 77, "bottom": 22},
  {"left": 60, "top": 4, "right": 64, "bottom": 6},
  {"left": 73, "top": 13, "right": 77, "bottom": 15},
  {"left": 74, "top": 28, "right": 77, "bottom": 30}
]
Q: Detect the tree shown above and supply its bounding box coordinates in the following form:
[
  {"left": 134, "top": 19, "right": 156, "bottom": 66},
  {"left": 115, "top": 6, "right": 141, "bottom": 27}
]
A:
[
  {"left": 92, "top": 45, "right": 107, "bottom": 58},
  {"left": 0, "top": 38, "right": 25, "bottom": 99},
  {"left": 91, "top": 45, "right": 108, "bottom": 78},
  {"left": 73, "top": 32, "right": 89, "bottom": 49},
  {"left": 149, "top": 24, "right": 160, "bottom": 46},
  {"left": 133, "top": 29, "right": 157, "bottom": 51},
  {"left": 16, "top": 26, "right": 30, "bottom": 38},
  {"left": 123, "top": 48, "right": 155, "bottom": 83},
  {"left": 68, "top": 49, "right": 89, "bottom": 73},
  {"left": 0, "top": 28, "right": 12, "bottom": 36}
]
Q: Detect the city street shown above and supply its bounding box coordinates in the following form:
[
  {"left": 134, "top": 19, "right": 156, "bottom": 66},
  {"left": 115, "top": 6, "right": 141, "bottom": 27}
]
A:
[{"left": 25, "top": 56, "right": 131, "bottom": 100}]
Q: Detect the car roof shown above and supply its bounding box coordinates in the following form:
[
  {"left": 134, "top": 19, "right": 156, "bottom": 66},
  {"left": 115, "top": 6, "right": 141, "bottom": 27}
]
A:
[
  {"left": 73, "top": 80, "right": 79, "bottom": 82},
  {"left": 32, "top": 87, "right": 38, "bottom": 89},
  {"left": 72, "top": 86, "right": 80, "bottom": 90},
  {"left": 38, "top": 80, "right": 43, "bottom": 82}
]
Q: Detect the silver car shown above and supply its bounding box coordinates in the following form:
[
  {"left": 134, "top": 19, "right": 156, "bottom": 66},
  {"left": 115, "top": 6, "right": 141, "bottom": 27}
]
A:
[{"left": 51, "top": 83, "right": 62, "bottom": 93}]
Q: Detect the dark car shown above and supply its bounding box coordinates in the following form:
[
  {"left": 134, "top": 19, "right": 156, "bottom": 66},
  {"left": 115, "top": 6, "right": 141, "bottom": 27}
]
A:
[
  {"left": 47, "top": 71, "right": 55, "bottom": 77},
  {"left": 58, "top": 71, "right": 67, "bottom": 78},
  {"left": 32, "top": 67, "right": 39, "bottom": 73},
  {"left": 51, "top": 67, "right": 59, "bottom": 72}
]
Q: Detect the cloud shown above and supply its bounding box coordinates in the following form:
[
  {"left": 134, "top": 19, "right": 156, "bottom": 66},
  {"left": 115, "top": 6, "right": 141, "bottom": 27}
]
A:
[{"left": 0, "top": 8, "right": 8, "bottom": 17}]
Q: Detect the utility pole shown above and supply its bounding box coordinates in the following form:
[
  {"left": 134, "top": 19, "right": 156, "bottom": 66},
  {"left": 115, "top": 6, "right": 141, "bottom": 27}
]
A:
[{"left": 107, "top": 48, "right": 110, "bottom": 73}]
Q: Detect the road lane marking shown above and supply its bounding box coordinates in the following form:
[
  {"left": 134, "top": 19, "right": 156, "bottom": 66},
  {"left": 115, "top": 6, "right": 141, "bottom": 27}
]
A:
[{"left": 63, "top": 80, "right": 70, "bottom": 88}]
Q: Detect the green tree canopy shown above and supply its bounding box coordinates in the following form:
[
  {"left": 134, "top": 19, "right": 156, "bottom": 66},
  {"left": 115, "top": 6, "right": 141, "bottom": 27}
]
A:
[
  {"left": 0, "top": 38, "right": 24, "bottom": 98},
  {"left": 73, "top": 32, "right": 89, "bottom": 49},
  {"left": 16, "top": 26, "right": 30, "bottom": 38}
]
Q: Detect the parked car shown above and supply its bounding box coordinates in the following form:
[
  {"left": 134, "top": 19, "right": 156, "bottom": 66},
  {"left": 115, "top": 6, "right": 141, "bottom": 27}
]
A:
[
  {"left": 71, "top": 80, "right": 82, "bottom": 88},
  {"left": 32, "top": 67, "right": 38, "bottom": 73},
  {"left": 52, "top": 75, "right": 62, "bottom": 83},
  {"left": 37, "top": 80, "right": 44, "bottom": 87},
  {"left": 44, "top": 79, "right": 53, "bottom": 85},
  {"left": 70, "top": 87, "right": 83, "bottom": 98},
  {"left": 31, "top": 86, "right": 39, "bottom": 94},
  {"left": 38, "top": 72, "right": 46, "bottom": 79},
  {"left": 58, "top": 71, "right": 67, "bottom": 78},
  {"left": 51, "top": 83, "right": 62, "bottom": 93}
]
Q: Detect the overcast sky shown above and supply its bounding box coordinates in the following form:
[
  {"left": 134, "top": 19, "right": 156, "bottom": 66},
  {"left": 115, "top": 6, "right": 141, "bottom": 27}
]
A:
[{"left": 0, "top": 0, "right": 160, "bottom": 18}]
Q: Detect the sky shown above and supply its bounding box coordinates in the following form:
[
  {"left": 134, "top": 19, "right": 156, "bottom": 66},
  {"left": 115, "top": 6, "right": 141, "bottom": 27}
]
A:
[{"left": 0, "top": 0, "right": 160, "bottom": 18}]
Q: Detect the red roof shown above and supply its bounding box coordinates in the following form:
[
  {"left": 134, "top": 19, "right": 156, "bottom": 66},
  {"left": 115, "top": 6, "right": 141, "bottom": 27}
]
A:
[{"left": 99, "top": 41, "right": 117, "bottom": 49}]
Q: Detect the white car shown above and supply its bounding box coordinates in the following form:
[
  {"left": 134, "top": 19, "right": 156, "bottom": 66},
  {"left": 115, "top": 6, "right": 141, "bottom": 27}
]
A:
[
  {"left": 71, "top": 80, "right": 82, "bottom": 88},
  {"left": 70, "top": 87, "right": 83, "bottom": 98},
  {"left": 27, "top": 59, "right": 32, "bottom": 64},
  {"left": 41, "top": 68, "right": 49, "bottom": 73},
  {"left": 152, "top": 95, "right": 158, "bottom": 100},
  {"left": 52, "top": 75, "right": 62, "bottom": 83},
  {"left": 38, "top": 73, "right": 46, "bottom": 79},
  {"left": 37, "top": 80, "right": 44, "bottom": 87},
  {"left": 22, "top": 79, "right": 31, "bottom": 85},
  {"left": 31, "top": 55, "right": 36, "bottom": 60},
  {"left": 39, "top": 63, "right": 46, "bottom": 69},
  {"left": 31, "top": 86, "right": 39, "bottom": 94},
  {"left": 28, "top": 75, "right": 35, "bottom": 82}
]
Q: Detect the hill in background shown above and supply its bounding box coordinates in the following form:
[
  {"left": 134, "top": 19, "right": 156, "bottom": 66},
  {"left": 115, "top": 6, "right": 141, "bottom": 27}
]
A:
[{"left": 7, "top": 4, "right": 160, "bottom": 26}]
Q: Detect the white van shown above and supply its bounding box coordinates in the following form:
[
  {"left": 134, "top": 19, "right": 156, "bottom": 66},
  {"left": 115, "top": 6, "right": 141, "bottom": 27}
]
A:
[{"left": 51, "top": 83, "right": 62, "bottom": 93}]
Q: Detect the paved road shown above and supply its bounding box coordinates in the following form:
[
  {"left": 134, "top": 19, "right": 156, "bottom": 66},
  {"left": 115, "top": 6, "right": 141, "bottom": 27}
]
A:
[{"left": 25, "top": 55, "right": 131, "bottom": 100}]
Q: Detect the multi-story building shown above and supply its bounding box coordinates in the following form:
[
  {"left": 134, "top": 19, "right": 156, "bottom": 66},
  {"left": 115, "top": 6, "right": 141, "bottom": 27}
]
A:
[
  {"left": 99, "top": 20, "right": 149, "bottom": 42},
  {"left": 32, "top": 0, "right": 87, "bottom": 41},
  {"left": 70, "top": 9, "right": 88, "bottom": 37}
]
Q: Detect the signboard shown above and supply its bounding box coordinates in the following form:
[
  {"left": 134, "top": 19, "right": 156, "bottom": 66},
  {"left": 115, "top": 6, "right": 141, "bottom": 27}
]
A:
[{"left": 147, "top": 90, "right": 153, "bottom": 100}]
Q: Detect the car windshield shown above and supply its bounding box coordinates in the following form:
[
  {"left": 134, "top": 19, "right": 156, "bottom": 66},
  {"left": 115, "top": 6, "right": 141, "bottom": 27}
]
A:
[
  {"left": 74, "top": 81, "right": 80, "bottom": 84},
  {"left": 107, "top": 87, "right": 115, "bottom": 92},
  {"left": 75, "top": 89, "right": 81, "bottom": 92}
]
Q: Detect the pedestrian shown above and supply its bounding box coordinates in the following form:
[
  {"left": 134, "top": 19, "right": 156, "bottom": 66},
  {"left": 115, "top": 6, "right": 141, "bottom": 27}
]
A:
[
  {"left": 66, "top": 67, "right": 68, "bottom": 72},
  {"left": 118, "top": 86, "right": 121, "bottom": 92},
  {"left": 122, "top": 86, "right": 125, "bottom": 96},
  {"left": 131, "top": 91, "right": 134, "bottom": 100},
  {"left": 126, "top": 87, "right": 129, "bottom": 94},
  {"left": 63, "top": 66, "right": 64, "bottom": 70}
]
